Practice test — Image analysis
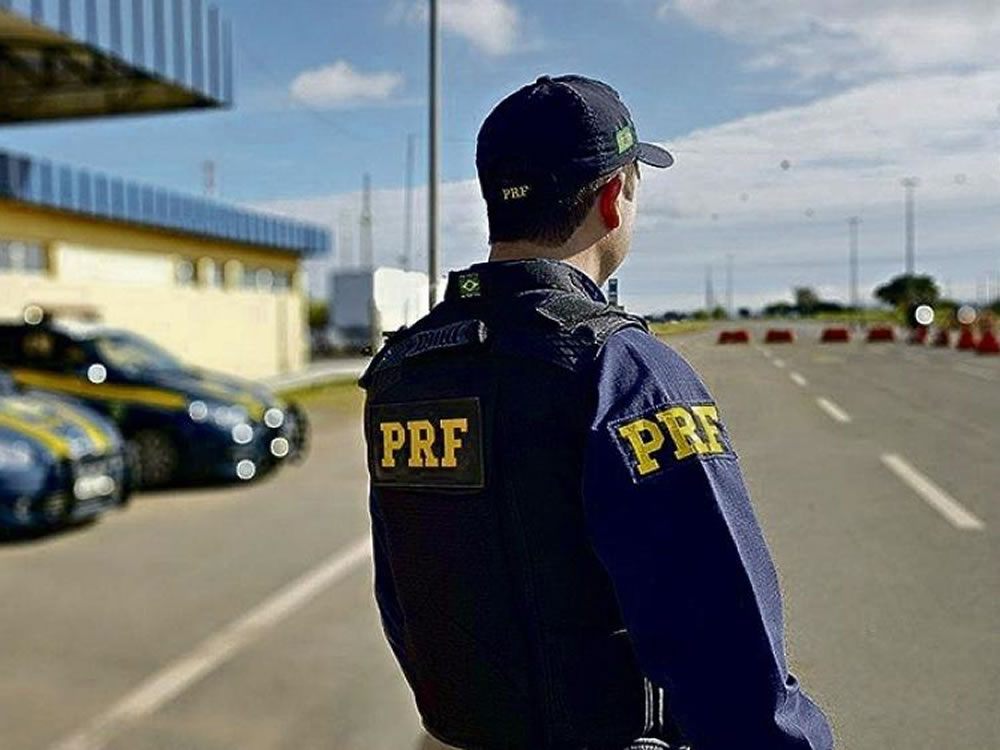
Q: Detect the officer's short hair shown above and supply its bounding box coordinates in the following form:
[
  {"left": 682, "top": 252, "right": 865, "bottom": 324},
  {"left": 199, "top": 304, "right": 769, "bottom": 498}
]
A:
[{"left": 487, "top": 163, "right": 640, "bottom": 248}]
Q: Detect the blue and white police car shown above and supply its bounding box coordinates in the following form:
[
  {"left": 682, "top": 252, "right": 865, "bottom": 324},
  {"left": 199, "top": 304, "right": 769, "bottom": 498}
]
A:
[
  {"left": 0, "top": 368, "right": 129, "bottom": 530},
  {"left": 0, "top": 310, "right": 308, "bottom": 488}
]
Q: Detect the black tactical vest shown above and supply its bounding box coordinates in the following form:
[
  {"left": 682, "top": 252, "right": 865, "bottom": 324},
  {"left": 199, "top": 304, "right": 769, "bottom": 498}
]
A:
[{"left": 361, "top": 260, "right": 683, "bottom": 749}]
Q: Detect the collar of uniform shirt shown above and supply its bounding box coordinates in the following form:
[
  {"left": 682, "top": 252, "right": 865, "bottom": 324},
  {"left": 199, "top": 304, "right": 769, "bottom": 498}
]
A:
[{"left": 444, "top": 258, "right": 607, "bottom": 304}]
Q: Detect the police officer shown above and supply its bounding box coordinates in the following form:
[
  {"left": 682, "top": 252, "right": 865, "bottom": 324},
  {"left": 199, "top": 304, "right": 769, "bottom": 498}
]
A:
[{"left": 361, "top": 75, "right": 834, "bottom": 750}]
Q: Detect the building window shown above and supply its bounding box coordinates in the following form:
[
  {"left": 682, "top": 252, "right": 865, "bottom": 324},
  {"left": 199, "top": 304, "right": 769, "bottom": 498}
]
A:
[
  {"left": 273, "top": 272, "right": 291, "bottom": 290},
  {"left": 175, "top": 258, "right": 195, "bottom": 286},
  {"left": 241, "top": 266, "right": 257, "bottom": 289},
  {"left": 0, "top": 240, "right": 46, "bottom": 274},
  {"left": 255, "top": 268, "right": 274, "bottom": 290}
]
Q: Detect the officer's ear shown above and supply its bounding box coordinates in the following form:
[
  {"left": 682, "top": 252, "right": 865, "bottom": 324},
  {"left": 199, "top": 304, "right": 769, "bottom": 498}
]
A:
[{"left": 598, "top": 175, "right": 624, "bottom": 231}]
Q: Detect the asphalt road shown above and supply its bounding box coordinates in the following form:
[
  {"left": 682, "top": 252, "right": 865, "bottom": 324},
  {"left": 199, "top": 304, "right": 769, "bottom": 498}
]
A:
[{"left": 1, "top": 325, "right": 997, "bottom": 750}]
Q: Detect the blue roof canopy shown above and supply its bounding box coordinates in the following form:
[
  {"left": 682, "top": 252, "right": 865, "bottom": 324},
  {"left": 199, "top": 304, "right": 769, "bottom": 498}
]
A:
[
  {"left": 0, "top": 149, "right": 330, "bottom": 256},
  {"left": 0, "top": 0, "right": 233, "bottom": 122}
]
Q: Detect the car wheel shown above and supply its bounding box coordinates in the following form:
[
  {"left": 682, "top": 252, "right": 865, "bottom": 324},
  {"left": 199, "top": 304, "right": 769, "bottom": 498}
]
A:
[{"left": 129, "top": 430, "right": 178, "bottom": 488}]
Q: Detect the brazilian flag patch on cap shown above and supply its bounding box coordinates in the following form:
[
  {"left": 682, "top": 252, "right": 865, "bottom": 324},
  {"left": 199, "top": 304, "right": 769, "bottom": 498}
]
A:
[{"left": 616, "top": 125, "right": 635, "bottom": 155}]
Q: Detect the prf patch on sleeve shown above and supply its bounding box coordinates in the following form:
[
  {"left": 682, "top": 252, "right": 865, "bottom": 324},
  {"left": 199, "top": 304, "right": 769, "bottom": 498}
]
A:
[
  {"left": 610, "top": 402, "right": 735, "bottom": 483},
  {"left": 368, "top": 398, "right": 484, "bottom": 490}
]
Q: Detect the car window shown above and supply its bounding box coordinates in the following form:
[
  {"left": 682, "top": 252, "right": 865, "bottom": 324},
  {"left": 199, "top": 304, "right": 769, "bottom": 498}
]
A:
[
  {"left": 93, "top": 333, "right": 183, "bottom": 374},
  {"left": 20, "top": 329, "right": 59, "bottom": 369},
  {"left": 0, "top": 327, "right": 22, "bottom": 366}
]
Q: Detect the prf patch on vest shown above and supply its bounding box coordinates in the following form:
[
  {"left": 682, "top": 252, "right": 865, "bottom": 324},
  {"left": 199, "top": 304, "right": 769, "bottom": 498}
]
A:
[
  {"left": 369, "top": 398, "right": 484, "bottom": 490},
  {"left": 610, "top": 402, "right": 734, "bottom": 483}
]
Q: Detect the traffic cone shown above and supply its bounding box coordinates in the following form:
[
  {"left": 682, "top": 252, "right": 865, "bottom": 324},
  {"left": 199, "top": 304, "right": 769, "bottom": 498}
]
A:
[
  {"left": 956, "top": 326, "right": 978, "bottom": 351},
  {"left": 820, "top": 327, "right": 850, "bottom": 343},
  {"left": 867, "top": 326, "right": 895, "bottom": 343},
  {"left": 932, "top": 329, "right": 951, "bottom": 348},
  {"left": 908, "top": 326, "right": 929, "bottom": 345},
  {"left": 977, "top": 329, "right": 1000, "bottom": 355}
]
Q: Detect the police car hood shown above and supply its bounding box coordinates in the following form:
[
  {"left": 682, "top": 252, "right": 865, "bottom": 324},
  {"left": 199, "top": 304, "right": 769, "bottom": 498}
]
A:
[
  {"left": 0, "top": 394, "right": 120, "bottom": 461},
  {"left": 143, "top": 368, "right": 282, "bottom": 420}
]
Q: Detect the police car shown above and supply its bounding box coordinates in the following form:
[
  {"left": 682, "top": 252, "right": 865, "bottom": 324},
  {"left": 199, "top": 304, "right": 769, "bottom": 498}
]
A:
[
  {"left": 0, "top": 310, "right": 308, "bottom": 488},
  {"left": 0, "top": 368, "right": 129, "bottom": 530}
]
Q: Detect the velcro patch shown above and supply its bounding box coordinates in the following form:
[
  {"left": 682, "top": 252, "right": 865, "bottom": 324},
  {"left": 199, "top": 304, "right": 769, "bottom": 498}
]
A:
[
  {"left": 369, "top": 398, "right": 484, "bottom": 490},
  {"left": 610, "top": 402, "right": 735, "bottom": 483}
]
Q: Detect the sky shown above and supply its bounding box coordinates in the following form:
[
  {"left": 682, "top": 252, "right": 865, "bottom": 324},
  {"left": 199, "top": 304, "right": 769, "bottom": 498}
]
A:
[{"left": 2, "top": 0, "right": 999, "bottom": 313}]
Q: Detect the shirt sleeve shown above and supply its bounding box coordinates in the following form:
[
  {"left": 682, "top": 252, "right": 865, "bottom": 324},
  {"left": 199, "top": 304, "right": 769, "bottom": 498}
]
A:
[{"left": 582, "top": 328, "right": 834, "bottom": 750}]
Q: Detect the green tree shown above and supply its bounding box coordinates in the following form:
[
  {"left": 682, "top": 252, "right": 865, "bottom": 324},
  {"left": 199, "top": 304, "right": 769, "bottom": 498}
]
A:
[
  {"left": 794, "top": 287, "right": 821, "bottom": 315},
  {"left": 307, "top": 299, "right": 329, "bottom": 330},
  {"left": 874, "top": 274, "right": 940, "bottom": 308}
]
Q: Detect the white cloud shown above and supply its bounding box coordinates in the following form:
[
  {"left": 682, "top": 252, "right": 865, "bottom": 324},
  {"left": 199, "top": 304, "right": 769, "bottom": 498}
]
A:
[
  {"left": 290, "top": 61, "right": 404, "bottom": 108},
  {"left": 659, "top": 0, "right": 1000, "bottom": 82},
  {"left": 258, "top": 69, "right": 1000, "bottom": 312},
  {"left": 393, "top": 0, "right": 523, "bottom": 56}
]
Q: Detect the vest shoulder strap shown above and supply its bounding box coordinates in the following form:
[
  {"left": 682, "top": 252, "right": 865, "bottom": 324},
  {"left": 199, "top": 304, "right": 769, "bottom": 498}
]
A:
[
  {"left": 534, "top": 291, "right": 648, "bottom": 346},
  {"left": 359, "top": 318, "right": 488, "bottom": 390}
]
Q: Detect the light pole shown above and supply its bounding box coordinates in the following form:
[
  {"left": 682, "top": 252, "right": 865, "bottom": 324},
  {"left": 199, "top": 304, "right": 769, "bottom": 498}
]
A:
[
  {"left": 725, "top": 253, "right": 734, "bottom": 317},
  {"left": 848, "top": 216, "right": 860, "bottom": 310},
  {"left": 901, "top": 177, "right": 919, "bottom": 276},
  {"left": 403, "top": 133, "right": 415, "bottom": 271},
  {"left": 427, "top": 0, "right": 440, "bottom": 311}
]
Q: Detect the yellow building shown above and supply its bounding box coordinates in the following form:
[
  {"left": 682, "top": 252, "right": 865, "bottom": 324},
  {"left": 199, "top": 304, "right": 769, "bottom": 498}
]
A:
[{"left": 0, "top": 1, "right": 329, "bottom": 378}]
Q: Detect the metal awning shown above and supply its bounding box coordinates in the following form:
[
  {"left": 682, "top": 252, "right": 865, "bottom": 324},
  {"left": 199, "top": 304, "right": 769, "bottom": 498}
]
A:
[
  {"left": 0, "top": 0, "right": 232, "bottom": 124},
  {"left": 0, "top": 148, "right": 331, "bottom": 256}
]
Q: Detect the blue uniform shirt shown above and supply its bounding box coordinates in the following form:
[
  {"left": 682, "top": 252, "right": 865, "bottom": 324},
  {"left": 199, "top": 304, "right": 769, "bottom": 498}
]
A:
[
  {"left": 366, "top": 259, "right": 834, "bottom": 749},
  {"left": 583, "top": 327, "right": 834, "bottom": 749}
]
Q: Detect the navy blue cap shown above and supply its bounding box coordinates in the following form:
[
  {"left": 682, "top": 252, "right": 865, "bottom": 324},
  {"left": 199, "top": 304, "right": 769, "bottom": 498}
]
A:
[{"left": 476, "top": 75, "right": 673, "bottom": 208}]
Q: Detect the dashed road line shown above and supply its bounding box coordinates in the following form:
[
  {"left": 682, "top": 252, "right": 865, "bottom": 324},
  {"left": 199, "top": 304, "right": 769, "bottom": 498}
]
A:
[
  {"left": 49, "top": 537, "right": 373, "bottom": 750},
  {"left": 816, "top": 397, "right": 852, "bottom": 424},
  {"left": 773, "top": 358, "right": 786, "bottom": 369},
  {"left": 790, "top": 372, "right": 808, "bottom": 387},
  {"left": 880, "top": 454, "right": 985, "bottom": 531}
]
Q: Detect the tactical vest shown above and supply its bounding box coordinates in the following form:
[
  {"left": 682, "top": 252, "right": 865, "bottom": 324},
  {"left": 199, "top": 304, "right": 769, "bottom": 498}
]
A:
[{"left": 361, "top": 261, "right": 684, "bottom": 749}]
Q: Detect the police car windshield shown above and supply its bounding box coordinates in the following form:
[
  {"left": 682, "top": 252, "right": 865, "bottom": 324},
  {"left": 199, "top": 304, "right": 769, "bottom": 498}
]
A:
[{"left": 93, "top": 333, "right": 184, "bottom": 374}]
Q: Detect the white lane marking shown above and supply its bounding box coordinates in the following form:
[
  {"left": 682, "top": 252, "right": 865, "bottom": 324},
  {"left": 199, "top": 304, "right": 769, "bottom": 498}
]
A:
[
  {"left": 816, "top": 397, "right": 852, "bottom": 424},
  {"left": 773, "top": 358, "right": 786, "bottom": 369},
  {"left": 954, "top": 363, "right": 998, "bottom": 382},
  {"left": 880, "top": 454, "right": 985, "bottom": 531},
  {"left": 790, "top": 372, "right": 808, "bottom": 387},
  {"left": 760, "top": 348, "right": 773, "bottom": 359},
  {"left": 50, "top": 537, "right": 372, "bottom": 750}
]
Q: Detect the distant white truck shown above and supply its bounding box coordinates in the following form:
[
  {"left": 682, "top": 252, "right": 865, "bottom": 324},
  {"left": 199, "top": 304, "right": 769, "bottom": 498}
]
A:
[{"left": 329, "top": 267, "right": 430, "bottom": 350}]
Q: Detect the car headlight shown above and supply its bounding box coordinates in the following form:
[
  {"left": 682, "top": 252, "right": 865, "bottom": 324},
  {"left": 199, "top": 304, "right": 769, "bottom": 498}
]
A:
[
  {"left": 231, "top": 423, "right": 254, "bottom": 445},
  {"left": 188, "top": 400, "right": 210, "bottom": 422},
  {"left": 213, "top": 405, "right": 249, "bottom": 429},
  {"left": 188, "top": 401, "right": 248, "bottom": 428},
  {"left": 0, "top": 440, "right": 35, "bottom": 471}
]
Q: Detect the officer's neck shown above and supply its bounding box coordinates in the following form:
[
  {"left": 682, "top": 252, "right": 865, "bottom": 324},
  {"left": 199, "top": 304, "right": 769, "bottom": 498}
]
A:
[{"left": 488, "top": 241, "right": 606, "bottom": 287}]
